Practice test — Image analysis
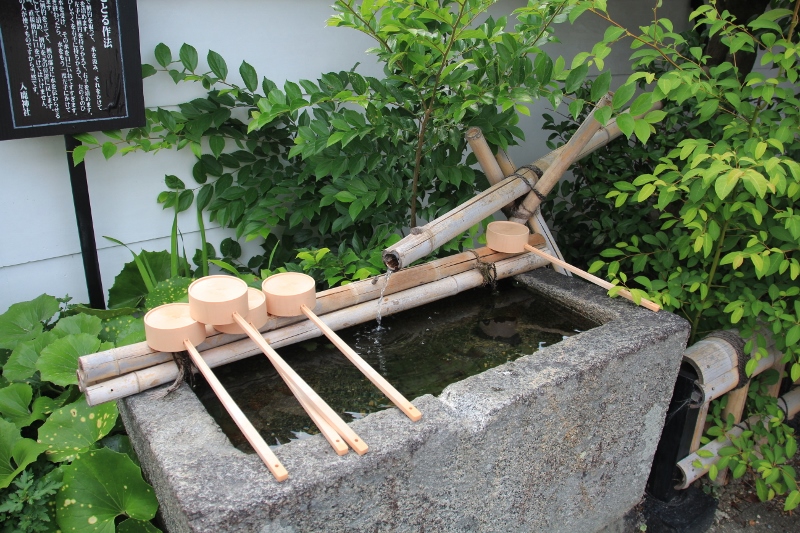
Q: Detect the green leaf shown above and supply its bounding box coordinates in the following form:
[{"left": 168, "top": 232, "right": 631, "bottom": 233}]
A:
[
  {"left": 57, "top": 447, "right": 158, "bottom": 532},
  {"left": 633, "top": 119, "right": 651, "bottom": 144},
  {"left": 0, "top": 418, "right": 47, "bottom": 489},
  {"left": 164, "top": 174, "right": 185, "bottom": 190},
  {"left": 154, "top": 43, "right": 172, "bottom": 68},
  {"left": 3, "top": 331, "right": 59, "bottom": 382},
  {"left": 786, "top": 490, "right": 800, "bottom": 512},
  {"left": 141, "top": 64, "right": 157, "bottom": 78},
  {"left": 179, "top": 43, "right": 198, "bottom": 72},
  {"left": 591, "top": 71, "right": 612, "bottom": 102},
  {"left": 616, "top": 113, "right": 635, "bottom": 138},
  {"left": 335, "top": 191, "right": 357, "bottom": 203},
  {"left": 565, "top": 64, "right": 589, "bottom": 93},
  {"left": 54, "top": 314, "right": 102, "bottom": 337},
  {"left": 38, "top": 397, "right": 118, "bottom": 462},
  {"left": 785, "top": 325, "right": 800, "bottom": 347},
  {"left": 209, "top": 136, "right": 225, "bottom": 159},
  {"left": 239, "top": 61, "right": 258, "bottom": 92},
  {"left": 144, "top": 277, "right": 193, "bottom": 309},
  {"left": 207, "top": 50, "right": 228, "bottom": 80},
  {"left": 72, "top": 145, "right": 90, "bottom": 165},
  {"left": 108, "top": 251, "right": 174, "bottom": 309},
  {"left": 36, "top": 334, "right": 102, "bottom": 387},
  {"left": 612, "top": 82, "right": 636, "bottom": 110},
  {"left": 0, "top": 294, "right": 59, "bottom": 350},
  {"left": 0, "top": 384, "right": 56, "bottom": 428},
  {"left": 101, "top": 142, "right": 117, "bottom": 159},
  {"left": 629, "top": 92, "right": 653, "bottom": 116},
  {"left": 118, "top": 518, "right": 162, "bottom": 533}
]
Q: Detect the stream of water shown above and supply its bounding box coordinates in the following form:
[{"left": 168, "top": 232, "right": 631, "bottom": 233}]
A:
[{"left": 195, "top": 279, "right": 599, "bottom": 451}]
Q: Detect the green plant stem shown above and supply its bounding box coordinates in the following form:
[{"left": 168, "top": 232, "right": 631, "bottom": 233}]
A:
[
  {"left": 197, "top": 204, "right": 208, "bottom": 277},
  {"left": 690, "top": 219, "right": 729, "bottom": 343}
]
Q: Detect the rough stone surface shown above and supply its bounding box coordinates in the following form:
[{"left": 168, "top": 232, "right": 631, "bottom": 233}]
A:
[{"left": 119, "top": 268, "right": 690, "bottom": 532}]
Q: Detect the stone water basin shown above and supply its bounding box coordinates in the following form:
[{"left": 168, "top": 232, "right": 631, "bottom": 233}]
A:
[{"left": 119, "top": 269, "right": 689, "bottom": 532}]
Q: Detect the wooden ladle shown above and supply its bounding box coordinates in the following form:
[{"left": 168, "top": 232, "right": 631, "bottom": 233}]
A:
[
  {"left": 485, "top": 221, "right": 661, "bottom": 312},
  {"left": 262, "top": 272, "right": 422, "bottom": 422},
  {"left": 143, "top": 302, "right": 289, "bottom": 482},
  {"left": 188, "top": 276, "right": 367, "bottom": 455},
  {"left": 213, "top": 287, "right": 348, "bottom": 456}
]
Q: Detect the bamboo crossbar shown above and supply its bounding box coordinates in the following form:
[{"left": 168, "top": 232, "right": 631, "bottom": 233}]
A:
[
  {"left": 78, "top": 247, "right": 520, "bottom": 386},
  {"left": 84, "top": 250, "right": 551, "bottom": 406}
]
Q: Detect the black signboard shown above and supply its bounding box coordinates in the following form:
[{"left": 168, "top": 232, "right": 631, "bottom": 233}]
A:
[{"left": 0, "top": 0, "right": 144, "bottom": 141}]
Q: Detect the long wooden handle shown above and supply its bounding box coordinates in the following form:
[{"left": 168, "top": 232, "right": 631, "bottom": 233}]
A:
[
  {"left": 232, "top": 313, "right": 369, "bottom": 455},
  {"left": 183, "top": 340, "right": 289, "bottom": 482},
  {"left": 301, "top": 305, "right": 422, "bottom": 422},
  {"left": 523, "top": 245, "right": 661, "bottom": 312},
  {"left": 229, "top": 314, "right": 348, "bottom": 456}
]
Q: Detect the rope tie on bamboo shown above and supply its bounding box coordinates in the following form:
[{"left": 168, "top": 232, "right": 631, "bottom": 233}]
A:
[
  {"left": 510, "top": 165, "right": 546, "bottom": 219},
  {"left": 468, "top": 250, "right": 497, "bottom": 291},
  {"left": 158, "top": 350, "right": 196, "bottom": 398},
  {"left": 705, "top": 331, "right": 748, "bottom": 390}
]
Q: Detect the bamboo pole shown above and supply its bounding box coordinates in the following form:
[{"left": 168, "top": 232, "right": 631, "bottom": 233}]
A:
[
  {"left": 466, "top": 128, "right": 568, "bottom": 276},
  {"left": 84, "top": 250, "right": 551, "bottom": 406},
  {"left": 78, "top": 246, "right": 523, "bottom": 386},
  {"left": 508, "top": 93, "right": 612, "bottom": 224},
  {"left": 677, "top": 387, "right": 800, "bottom": 489},
  {"left": 382, "top": 97, "right": 611, "bottom": 272}
]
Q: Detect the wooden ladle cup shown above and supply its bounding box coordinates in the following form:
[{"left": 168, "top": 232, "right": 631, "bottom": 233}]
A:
[
  {"left": 188, "top": 276, "right": 363, "bottom": 455},
  {"left": 485, "top": 221, "right": 661, "bottom": 312},
  {"left": 143, "top": 302, "right": 289, "bottom": 482},
  {"left": 262, "top": 272, "right": 422, "bottom": 422}
]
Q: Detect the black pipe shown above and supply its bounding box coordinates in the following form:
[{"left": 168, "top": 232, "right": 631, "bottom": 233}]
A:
[{"left": 64, "top": 135, "right": 105, "bottom": 309}]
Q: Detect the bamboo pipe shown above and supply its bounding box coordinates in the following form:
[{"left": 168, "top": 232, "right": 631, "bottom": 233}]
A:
[
  {"left": 465, "top": 127, "right": 516, "bottom": 215},
  {"left": 183, "top": 340, "right": 289, "bottom": 480},
  {"left": 493, "top": 146, "right": 569, "bottom": 276},
  {"left": 382, "top": 94, "right": 612, "bottom": 271},
  {"left": 508, "top": 93, "right": 612, "bottom": 224},
  {"left": 676, "top": 387, "right": 800, "bottom": 489},
  {"left": 231, "top": 313, "right": 368, "bottom": 455},
  {"left": 83, "top": 251, "right": 550, "bottom": 406},
  {"left": 77, "top": 247, "right": 519, "bottom": 386},
  {"left": 522, "top": 244, "right": 660, "bottom": 312},
  {"left": 301, "top": 305, "right": 421, "bottom": 422}
]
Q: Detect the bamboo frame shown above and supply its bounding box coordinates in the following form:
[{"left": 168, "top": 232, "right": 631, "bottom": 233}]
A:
[
  {"left": 78, "top": 247, "right": 522, "bottom": 386},
  {"left": 83, "top": 251, "right": 550, "bottom": 406},
  {"left": 508, "top": 93, "right": 612, "bottom": 224}
]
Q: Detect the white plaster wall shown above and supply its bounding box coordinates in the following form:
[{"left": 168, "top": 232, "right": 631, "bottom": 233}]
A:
[{"left": 0, "top": 0, "right": 689, "bottom": 313}]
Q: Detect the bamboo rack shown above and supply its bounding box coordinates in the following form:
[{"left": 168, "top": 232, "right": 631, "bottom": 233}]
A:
[
  {"left": 382, "top": 94, "right": 614, "bottom": 271},
  {"left": 84, "top": 249, "right": 551, "bottom": 406},
  {"left": 78, "top": 246, "right": 525, "bottom": 387}
]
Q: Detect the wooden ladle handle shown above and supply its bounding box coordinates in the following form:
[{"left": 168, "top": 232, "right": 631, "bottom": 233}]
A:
[
  {"left": 523, "top": 245, "right": 661, "bottom": 312},
  {"left": 183, "top": 340, "right": 289, "bottom": 482},
  {"left": 301, "top": 305, "right": 422, "bottom": 422},
  {"left": 232, "top": 313, "right": 369, "bottom": 455}
]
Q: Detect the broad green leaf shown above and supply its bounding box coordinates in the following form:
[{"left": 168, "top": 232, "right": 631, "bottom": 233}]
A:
[
  {"left": 154, "top": 43, "right": 172, "bottom": 68},
  {"left": 207, "top": 50, "right": 228, "bottom": 80},
  {"left": 591, "top": 71, "right": 611, "bottom": 102},
  {"left": 179, "top": 43, "right": 198, "bottom": 72},
  {"left": 629, "top": 92, "right": 653, "bottom": 116},
  {"left": 564, "top": 64, "right": 588, "bottom": 93},
  {"left": 616, "top": 113, "right": 635, "bottom": 138},
  {"left": 0, "top": 294, "right": 59, "bottom": 350},
  {"left": 209, "top": 136, "right": 225, "bottom": 158},
  {"left": 53, "top": 314, "right": 102, "bottom": 337},
  {"left": 141, "top": 64, "right": 157, "bottom": 78},
  {"left": 3, "top": 330, "right": 60, "bottom": 382},
  {"left": 107, "top": 251, "right": 174, "bottom": 309},
  {"left": 633, "top": 119, "right": 651, "bottom": 144},
  {"left": 101, "top": 142, "right": 117, "bottom": 159},
  {"left": 786, "top": 490, "right": 800, "bottom": 512},
  {"left": 0, "top": 418, "right": 47, "bottom": 489},
  {"left": 101, "top": 434, "right": 140, "bottom": 467},
  {"left": 0, "top": 384, "right": 57, "bottom": 428},
  {"left": 144, "top": 277, "right": 193, "bottom": 309},
  {"left": 612, "top": 82, "right": 636, "bottom": 110},
  {"left": 38, "top": 397, "right": 118, "bottom": 462},
  {"left": 57, "top": 447, "right": 158, "bottom": 532},
  {"left": 714, "top": 173, "right": 738, "bottom": 200},
  {"left": 239, "top": 61, "right": 258, "bottom": 92},
  {"left": 37, "top": 334, "right": 101, "bottom": 387}
]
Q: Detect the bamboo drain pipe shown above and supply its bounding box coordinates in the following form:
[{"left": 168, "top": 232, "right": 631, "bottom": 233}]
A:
[
  {"left": 84, "top": 251, "right": 550, "bottom": 406},
  {"left": 676, "top": 387, "right": 800, "bottom": 489}
]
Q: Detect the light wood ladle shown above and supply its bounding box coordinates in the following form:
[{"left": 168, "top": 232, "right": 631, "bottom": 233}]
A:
[
  {"left": 188, "top": 275, "right": 367, "bottom": 455},
  {"left": 485, "top": 221, "right": 661, "bottom": 312},
  {"left": 262, "top": 272, "right": 422, "bottom": 422},
  {"left": 143, "top": 302, "right": 289, "bottom": 482}
]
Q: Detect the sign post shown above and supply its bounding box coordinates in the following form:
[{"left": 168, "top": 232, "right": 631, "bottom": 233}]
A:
[{"left": 0, "top": 0, "right": 145, "bottom": 308}]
